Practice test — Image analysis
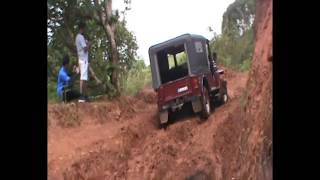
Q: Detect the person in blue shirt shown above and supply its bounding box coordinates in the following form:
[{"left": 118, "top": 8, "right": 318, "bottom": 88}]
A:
[{"left": 57, "top": 55, "right": 81, "bottom": 102}]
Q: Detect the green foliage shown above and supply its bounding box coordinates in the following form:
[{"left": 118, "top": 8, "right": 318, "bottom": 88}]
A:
[
  {"left": 168, "top": 55, "right": 175, "bottom": 69},
  {"left": 116, "top": 21, "right": 138, "bottom": 70},
  {"left": 239, "top": 58, "right": 251, "bottom": 72},
  {"left": 210, "top": 0, "right": 255, "bottom": 71},
  {"left": 176, "top": 52, "right": 187, "bottom": 66},
  {"left": 222, "top": 0, "right": 255, "bottom": 37},
  {"left": 122, "top": 60, "right": 151, "bottom": 96},
  {"left": 48, "top": 80, "right": 60, "bottom": 103},
  {"left": 168, "top": 52, "right": 187, "bottom": 69}
]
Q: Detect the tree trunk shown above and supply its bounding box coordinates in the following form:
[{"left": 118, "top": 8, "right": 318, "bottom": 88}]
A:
[
  {"left": 94, "top": 0, "right": 120, "bottom": 94},
  {"left": 105, "top": 24, "right": 120, "bottom": 93}
]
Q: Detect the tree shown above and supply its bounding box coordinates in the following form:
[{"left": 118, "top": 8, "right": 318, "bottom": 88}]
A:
[
  {"left": 93, "top": 0, "right": 121, "bottom": 92},
  {"left": 210, "top": 0, "right": 256, "bottom": 70}
]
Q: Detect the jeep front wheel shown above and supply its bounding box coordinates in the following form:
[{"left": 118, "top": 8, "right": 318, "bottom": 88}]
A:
[
  {"left": 222, "top": 93, "right": 228, "bottom": 104},
  {"left": 220, "top": 81, "right": 229, "bottom": 104}
]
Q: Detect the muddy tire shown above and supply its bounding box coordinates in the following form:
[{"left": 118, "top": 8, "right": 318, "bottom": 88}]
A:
[
  {"left": 220, "top": 81, "right": 229, "bottom": 104},
  {"left": 221, "top": 92, "right": 229, "bottom": 104},
  {"left": 200, "top": 87, "right": 211, "bottom": 119},
  {"left": 159, "top": 122, "right": 168, "bottom": 129},
  {"left": 158, "top": 118, "right": 168, "bottom": 129},
  {"left": 158, "top": 110, "right": 169, "bottom": 129}
]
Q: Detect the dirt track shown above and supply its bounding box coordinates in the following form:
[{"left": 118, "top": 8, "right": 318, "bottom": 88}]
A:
[{"left": 48, "top": 70, "right": 248, "bottom": 180}]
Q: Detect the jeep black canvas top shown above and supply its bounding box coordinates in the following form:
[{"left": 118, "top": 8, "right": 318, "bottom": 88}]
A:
[{"left": 149, "top": 34, "right": 211, "bottom": 90}]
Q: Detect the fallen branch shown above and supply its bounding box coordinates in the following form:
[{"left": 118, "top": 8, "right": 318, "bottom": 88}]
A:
[{"left": 89, "top": 65, "right": 102, "bottom": 84}]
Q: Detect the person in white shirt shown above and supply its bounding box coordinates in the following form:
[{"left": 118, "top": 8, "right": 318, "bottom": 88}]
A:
[{"left": 75, "top": 22, "right": 91, "bottom": 102}]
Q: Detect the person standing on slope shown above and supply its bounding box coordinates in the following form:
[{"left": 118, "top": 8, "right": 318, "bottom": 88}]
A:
[{"left": 75, "top": 22, "right": 91, "bottom": 102}]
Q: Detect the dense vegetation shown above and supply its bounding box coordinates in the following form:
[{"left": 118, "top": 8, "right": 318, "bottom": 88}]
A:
[{"left": 210, "top": 0, "right": 256, "bottom": 71}]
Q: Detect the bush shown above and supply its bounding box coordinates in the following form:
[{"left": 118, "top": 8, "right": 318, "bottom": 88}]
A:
[
  {"left": 122, "top": 65, "right": 151, "bottom": 96},
  {"left": 48, "top": 80, "right": 59, "bottom": 103},
  {"left": 121, "top": 60, "right": 151, "bottom": 96},
  {"left": 222, "top": 56, "right": 232, "bottom": 68},
  {"left": 239, "top": 58, "right": 251, "bottom": 72}
]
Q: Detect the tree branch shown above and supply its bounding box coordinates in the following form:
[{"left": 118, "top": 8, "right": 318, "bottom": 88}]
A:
[
  {"left": 105, "top": 0, "right": 112, "bottom": 22},
  {"left": 94, "top": 0, "right": 106, "bottom": 26},
  {"left": 89, "top": 66, "right": 102, "bottom": 84}
]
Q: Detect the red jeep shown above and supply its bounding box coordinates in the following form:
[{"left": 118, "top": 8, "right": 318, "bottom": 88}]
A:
[{"left": 149, "top": 34, "right": 228, "bottom": 128}]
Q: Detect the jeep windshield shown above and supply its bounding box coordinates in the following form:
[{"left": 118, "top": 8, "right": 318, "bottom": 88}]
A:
[{"left": 156, "top": 44, "right": 189, "bottom": 84}]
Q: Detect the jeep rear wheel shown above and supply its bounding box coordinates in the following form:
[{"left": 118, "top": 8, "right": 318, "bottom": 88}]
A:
[
  {"left": 158, "top": 110, "right": 169, "bottom": 129},
  {"left": 201, "top": 87, "right": 210, "bottom": 119}
]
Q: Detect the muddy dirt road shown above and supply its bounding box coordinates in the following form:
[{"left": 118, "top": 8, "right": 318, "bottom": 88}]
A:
[{"left": 48, "top": 69, "right": 248, "bottom": 180}]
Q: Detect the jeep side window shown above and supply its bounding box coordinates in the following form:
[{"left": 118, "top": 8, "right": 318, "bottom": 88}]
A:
[
  {"left": 167, "top": 50, "right": 187, "bottom": 69},
  {"left": 156, "top": 44, "right": 189, "bottom": 84},
  {"left": 176, "top": 52, "right": 187, "bottom": 67},
  {"left": 168, "top": 54, "right": 176, "bottom": 69}
]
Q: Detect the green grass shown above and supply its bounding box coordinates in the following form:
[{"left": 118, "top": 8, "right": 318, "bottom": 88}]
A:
[
  {"left": 239, "top": 58, "right": 251, "bottom": 72},
  {"left": 219, "top": 57, "right": 252, "bottom": 72},
  {"left": 48, "top": 80, "right": 60, "bottom": 103},
  {"left": 122, "top": 67, "right": 151, "bottom": 96}
]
